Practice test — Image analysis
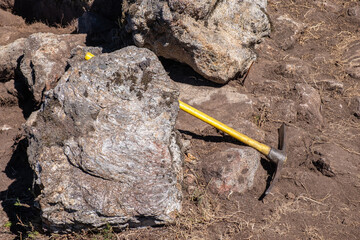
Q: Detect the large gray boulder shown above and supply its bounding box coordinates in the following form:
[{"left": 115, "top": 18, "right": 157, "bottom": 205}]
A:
[
  {"left": 126, "top": 0, "right": 270, "bottom": 84},
  {"left": 25, "top": 46, "right": 183, "bottom": 232}
]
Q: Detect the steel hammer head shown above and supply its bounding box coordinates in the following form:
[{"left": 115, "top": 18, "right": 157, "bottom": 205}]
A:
[{"left": 265, "top": 123, "right": 287, "bottom": 195}]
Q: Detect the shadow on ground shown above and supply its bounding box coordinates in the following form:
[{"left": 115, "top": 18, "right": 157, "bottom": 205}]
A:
[
  {"left": 178, "top": 129, "right": 245, "bottom": 145},
  {"left": 161, "top": 58, "right": 224, "bottom": 88},
  {"left": 0, "top": 139, "right": 41, "bottom": 239}
]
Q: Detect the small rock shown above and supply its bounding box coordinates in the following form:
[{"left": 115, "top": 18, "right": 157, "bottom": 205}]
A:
[
  {"left": 295, "top": 84, "right": 323, "bottom": 125},
  {"left": 180, "top": 139, "right": 191, "bottom": 153},
  {"left": 272, "top": 14, "right": 305, "bottom": 50},
  {"left": 285, "top": 192, "right": 295, "bottom": 200},
  {"left": 312, "top": 143, "right": 356, "bottom": 177},
  {"left": 318, "top": 78, "right": 344, "bottom": 93},
  {"left": 184, "top": 174, "right": 197, "bottom": 185},
  {"left": 0, "top": 38, "right": 26, "bottom": 81},
  {"left": 348, "top": 6, "right": 360, "bottom": 23},
  {"left": 350, "top": 97, "right": 360, "bottom": 118},
  {"left": 4, "top": 79, "right": 17, "bottom": 96},
  {"left": 0, "top": 81, "right": 17, "bottom": 105},
  {"left": 203, "top": 147, "right": 260, "bottom": 195},
  {"left": 187, "top": 185, "right": 196, "bottom": 195},
  {"left": 275, "top": 61, "right": 310, "bottom": 79},
  {"left": 342, "top": 40, "right": 360, "bottom": 80},
  {"left": 312, "top": 158, "right": 336, "bottom": 177}
]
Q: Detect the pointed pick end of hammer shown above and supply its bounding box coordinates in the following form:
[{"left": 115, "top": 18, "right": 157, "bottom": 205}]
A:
[
  {"left": 265, "top": 123, "right": 288, "bottom": 196},
  {"left": 265, "top": 160, "right": 284, "bottom": 195}
]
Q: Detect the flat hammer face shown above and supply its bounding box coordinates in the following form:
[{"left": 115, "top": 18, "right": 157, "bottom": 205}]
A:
[{"left": 265, "top": 124, "right": 287, "bottom": 195}]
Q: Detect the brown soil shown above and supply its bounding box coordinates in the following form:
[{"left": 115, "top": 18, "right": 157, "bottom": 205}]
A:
[{"left": 1, "top": 0, "right": 360, "bottom": 239}]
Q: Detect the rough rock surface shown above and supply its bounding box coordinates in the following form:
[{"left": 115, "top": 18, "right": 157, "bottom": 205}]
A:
[
  {"left": 0, "top": 79, "right": 18, "bottom": 105},
  {"left": 313, "top": 143, "right": 358, "bottom": 177},
  {"left": 347, "top": 5, "right": 360, "bottom": 23},
  {"left": 343, "top": 40, "right": 360, "bottom": 80},
  {"left": 25, "top": 46, "right": 183, "bottom": 232},
  {"left": 272, "top": 14, "right": 305, "bottom": 50},
  {"left": 203, "top": 147, "right": 260, "bottom": 194},
  {"left": 0, "top": 38, "right": 26, "bottom": 81},
  {"left": 295, "top": 83, "right": 323, "bottom": 125},
  {"left": 0, "top": 33, "right": 86, "bottom": 105},
  {"left": 274, "top": 58, "right": 310, "bottom": 80},
  {"left": 126, "top": 0, "right": 270, "bottom": 83},
  {"left": 19, "top": 33, "right": 86, "bottom": 104}
]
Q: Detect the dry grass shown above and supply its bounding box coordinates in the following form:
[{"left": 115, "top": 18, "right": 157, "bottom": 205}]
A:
[{"left": 251, "top": 191, "right": 333, "bottom": 237}]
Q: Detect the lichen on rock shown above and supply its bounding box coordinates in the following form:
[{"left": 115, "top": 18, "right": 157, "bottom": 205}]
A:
[{"left": 25, "top": 46, "right": 183, "bottom": 232}]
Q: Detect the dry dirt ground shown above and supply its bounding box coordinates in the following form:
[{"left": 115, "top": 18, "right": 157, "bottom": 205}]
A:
[{"left": 1, "top": 0, "right": 360, "bottom": 239}]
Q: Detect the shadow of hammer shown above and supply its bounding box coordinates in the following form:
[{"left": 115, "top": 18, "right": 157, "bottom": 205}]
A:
[{"left": 179, "top": 101, "right": 287, "bottom": 196}]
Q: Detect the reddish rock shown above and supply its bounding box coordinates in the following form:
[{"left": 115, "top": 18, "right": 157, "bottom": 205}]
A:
[{"left": 203, "top": 147, "right": 260, "bottom": 195}]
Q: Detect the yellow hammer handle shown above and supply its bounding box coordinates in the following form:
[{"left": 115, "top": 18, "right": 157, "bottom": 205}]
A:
[{"left": 179, "top": 100, "right": 271, "bottom": 155}]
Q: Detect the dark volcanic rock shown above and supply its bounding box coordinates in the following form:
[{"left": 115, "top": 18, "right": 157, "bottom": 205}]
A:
[{"left": 25, "top": 46, "right": 183, "bottom": 232}]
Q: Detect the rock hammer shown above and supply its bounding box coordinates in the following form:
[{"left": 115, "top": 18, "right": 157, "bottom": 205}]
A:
[
  {"left": 179, "top": 101, "right": 287, "bottom": 196},
  {"left": 84, "top": 52, "right": 287, "bottom": 196}
]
